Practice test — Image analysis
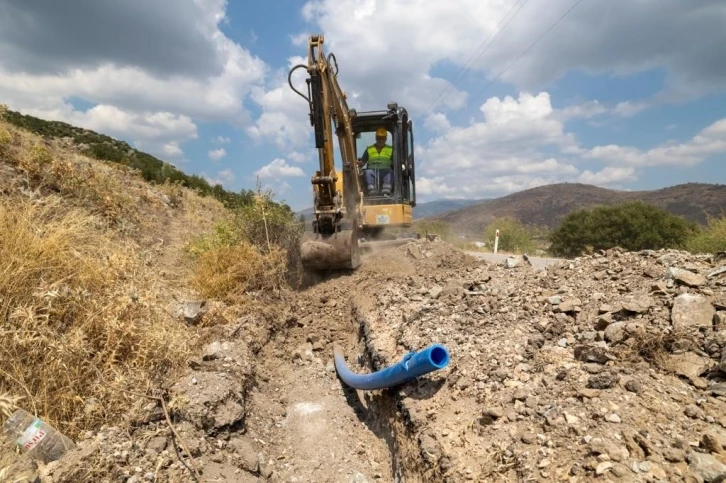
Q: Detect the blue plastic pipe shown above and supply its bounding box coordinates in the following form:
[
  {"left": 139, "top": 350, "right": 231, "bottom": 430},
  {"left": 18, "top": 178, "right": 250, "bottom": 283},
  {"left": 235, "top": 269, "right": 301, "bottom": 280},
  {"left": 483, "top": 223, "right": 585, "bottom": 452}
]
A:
[{"left": 333, "top": 343, "right": 450, "bottom": 390}]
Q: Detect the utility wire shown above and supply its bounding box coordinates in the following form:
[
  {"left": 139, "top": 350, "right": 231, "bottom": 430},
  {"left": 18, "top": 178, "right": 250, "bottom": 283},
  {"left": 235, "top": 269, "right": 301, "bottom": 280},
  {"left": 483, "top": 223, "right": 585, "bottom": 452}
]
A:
[
  {"left": 422, "top": 0, "right": 531, "bottom": 118},
  {"left": 469, "top": 0, "right": 589, "bottom": 105}
]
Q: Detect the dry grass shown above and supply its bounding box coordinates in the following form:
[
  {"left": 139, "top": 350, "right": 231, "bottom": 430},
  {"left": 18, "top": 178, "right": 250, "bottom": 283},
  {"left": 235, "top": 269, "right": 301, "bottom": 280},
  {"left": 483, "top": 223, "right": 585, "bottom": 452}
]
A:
[
  {"left": 0, "top": 114, "right": 288, "bottom": 451},
  {"left": 191, "top": 241, "right": 287, "bottom": 303},
  {"left": 187, "top": 191, "right": 299, "bottom": 302},
  {"left": 0, "top": 195, "right": 194, "bottom": 439},
  {"left": 0, "top": 120, "right": 147, "bottom": 225},
  {"left": 623, "top": 327, "right": 689, "bottom": 369},
  {"left": 0, "top": 393, "right": 21, "bottom": 420}
]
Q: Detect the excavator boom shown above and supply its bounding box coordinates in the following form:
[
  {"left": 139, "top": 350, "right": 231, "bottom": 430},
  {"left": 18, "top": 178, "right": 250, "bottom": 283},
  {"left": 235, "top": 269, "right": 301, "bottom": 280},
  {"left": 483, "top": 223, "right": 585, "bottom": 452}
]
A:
[
  {"left": 289, "top": 34, "right": 363, "bottom": 270},
  {"left": 289, "top": 34, "right": 419, "bottom": 271}
]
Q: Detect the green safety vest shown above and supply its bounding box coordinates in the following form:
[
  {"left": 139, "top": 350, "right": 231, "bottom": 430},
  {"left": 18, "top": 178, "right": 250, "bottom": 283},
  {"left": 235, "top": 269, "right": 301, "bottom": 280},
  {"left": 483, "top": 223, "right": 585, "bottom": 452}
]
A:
[{"left": 366, "top": 144, "right": 393, "bottom": 169}]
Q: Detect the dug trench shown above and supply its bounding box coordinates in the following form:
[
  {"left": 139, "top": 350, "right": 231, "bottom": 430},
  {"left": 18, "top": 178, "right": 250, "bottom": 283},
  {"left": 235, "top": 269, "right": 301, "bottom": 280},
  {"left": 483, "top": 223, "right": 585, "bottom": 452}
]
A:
[{"left": 238, "top": 244, "right": 444, "bottom": 482}]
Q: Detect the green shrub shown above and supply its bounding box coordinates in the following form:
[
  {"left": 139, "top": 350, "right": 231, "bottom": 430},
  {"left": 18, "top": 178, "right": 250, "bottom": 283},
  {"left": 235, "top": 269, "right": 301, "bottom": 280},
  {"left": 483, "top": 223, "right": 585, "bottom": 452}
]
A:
[
  {"left": 483, "top": 217, "right": 537, "bottom": 254},
  {"left": 548, "top": 201, "right": 698, "bottom": 257},
  {"left": 687, "top": 214, "right": 726, "bottom": 254}
]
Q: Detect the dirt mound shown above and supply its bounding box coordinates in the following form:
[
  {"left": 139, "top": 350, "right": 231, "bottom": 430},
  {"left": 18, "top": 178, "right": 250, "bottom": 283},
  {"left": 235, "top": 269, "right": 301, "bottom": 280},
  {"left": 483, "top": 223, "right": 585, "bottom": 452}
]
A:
[
  {"left": 355, "top": 244, "right": 726, "bottom": 481},
  {"left": 36, "top": 306, "right": 284, "bottom": 483}
]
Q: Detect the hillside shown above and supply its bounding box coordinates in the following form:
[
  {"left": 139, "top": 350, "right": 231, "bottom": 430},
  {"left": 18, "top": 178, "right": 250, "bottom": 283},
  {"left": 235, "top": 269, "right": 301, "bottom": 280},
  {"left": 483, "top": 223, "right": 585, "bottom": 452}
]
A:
[
  {"left": 412, "top": 197, "right": 488, "bottom": 219},
  {"left": 0, "top": 105, "right": 269, "bottom": 210},
  {"left": 431, "top": 182, "right": 726, "bottom": 235}
]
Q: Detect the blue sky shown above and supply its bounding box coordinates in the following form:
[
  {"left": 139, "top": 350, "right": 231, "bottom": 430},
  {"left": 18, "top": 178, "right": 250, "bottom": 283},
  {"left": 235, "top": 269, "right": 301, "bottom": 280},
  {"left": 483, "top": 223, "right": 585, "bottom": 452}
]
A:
[{"left": 0, "top": 0, "right": 724, "bottom": 211}]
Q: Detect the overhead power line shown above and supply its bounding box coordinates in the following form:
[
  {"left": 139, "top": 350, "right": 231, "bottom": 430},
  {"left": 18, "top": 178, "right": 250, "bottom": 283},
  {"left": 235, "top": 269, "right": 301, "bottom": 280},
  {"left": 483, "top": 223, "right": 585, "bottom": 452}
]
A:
[
  {"left": 469, "top": 0, "right": 589, "bottom": 105},
  {"left": 422, "top": 0, "right": 532, "bottom": 119}
]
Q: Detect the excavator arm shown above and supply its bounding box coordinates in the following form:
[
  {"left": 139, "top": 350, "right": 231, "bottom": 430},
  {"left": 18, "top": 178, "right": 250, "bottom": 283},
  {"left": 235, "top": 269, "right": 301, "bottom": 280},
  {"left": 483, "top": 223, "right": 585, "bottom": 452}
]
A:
[{"left": 289, "top": 34, "right": 363, "bottom": 270}]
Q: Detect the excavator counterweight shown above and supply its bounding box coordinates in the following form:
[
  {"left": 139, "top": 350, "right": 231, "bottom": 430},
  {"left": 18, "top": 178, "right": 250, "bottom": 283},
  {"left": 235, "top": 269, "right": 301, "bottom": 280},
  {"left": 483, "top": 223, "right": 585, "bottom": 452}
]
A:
[{"left": 289, "top": 34, "right": 418, "bottom": 271}]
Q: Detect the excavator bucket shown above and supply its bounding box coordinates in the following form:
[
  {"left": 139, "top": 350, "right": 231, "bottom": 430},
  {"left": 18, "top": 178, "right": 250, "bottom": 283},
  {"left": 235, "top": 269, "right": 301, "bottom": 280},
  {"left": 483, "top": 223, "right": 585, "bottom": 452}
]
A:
[{"left": 300, "top": 226, "right": 361, "bottom": 271}]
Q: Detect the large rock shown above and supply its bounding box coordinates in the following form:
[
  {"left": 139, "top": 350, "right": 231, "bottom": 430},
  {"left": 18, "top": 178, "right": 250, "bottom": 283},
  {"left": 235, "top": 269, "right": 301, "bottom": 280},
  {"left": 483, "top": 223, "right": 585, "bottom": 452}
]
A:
[
  {"left": 671, "top": 294, "right": 716, "bottom": 331},
  {"left": 667, "top": 267, "right": 707, "bottom": 287},
  {"left": 170, "top": 372, "right": 247, "bottom": 431},
  {"left": 666, "top": 352, "right": 713, "bottom": 380},
  {"left": 621, "top": 293, "right": 653, "bottom": 314},
  {"left": 688, "top": 451, "right": 726, "bottom": 482}
]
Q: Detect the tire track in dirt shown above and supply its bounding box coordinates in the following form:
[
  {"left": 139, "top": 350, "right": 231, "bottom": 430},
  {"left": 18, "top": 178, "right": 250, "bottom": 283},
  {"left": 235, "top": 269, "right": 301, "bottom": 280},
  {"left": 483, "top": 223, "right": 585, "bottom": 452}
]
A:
[
  {"left": 244, "top": 268, "right": 395, "bottom": 482},
  {"left": 241, "top": 245, "right": 431, "bottom": 482}
]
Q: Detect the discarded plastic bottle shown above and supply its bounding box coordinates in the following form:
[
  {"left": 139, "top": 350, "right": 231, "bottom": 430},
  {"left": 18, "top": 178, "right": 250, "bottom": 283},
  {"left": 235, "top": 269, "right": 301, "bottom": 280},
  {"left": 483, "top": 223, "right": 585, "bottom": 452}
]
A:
[{"left": 3, "top": 409, "right": 75, "bottom": 463}]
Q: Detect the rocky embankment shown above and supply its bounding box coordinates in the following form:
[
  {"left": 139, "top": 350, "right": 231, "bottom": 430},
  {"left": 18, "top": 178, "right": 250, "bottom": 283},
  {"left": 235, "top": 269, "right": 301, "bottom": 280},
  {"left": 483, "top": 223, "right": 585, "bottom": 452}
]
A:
[{"left": 356, "top": 241, "right": 726, "bottom": 482}]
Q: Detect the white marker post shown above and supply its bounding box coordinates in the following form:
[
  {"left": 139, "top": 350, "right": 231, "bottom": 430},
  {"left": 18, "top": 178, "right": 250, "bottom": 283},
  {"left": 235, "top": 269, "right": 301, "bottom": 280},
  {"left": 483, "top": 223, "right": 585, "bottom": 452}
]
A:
[{"left": 494, "top": 229, "right": 500, "bottom": 254}]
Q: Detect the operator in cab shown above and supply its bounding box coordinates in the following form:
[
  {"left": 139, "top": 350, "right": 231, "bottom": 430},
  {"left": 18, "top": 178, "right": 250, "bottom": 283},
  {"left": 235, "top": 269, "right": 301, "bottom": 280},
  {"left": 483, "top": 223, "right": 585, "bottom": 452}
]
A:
[{"left": 358, "top": 127, "right": 393, "bottom": 196}]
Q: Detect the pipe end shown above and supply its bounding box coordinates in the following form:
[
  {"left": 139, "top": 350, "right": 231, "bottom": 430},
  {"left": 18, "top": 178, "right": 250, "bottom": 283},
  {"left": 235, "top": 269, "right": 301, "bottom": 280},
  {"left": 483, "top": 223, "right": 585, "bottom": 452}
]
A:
[{"left": 428, "top": 344, "right": 450, "bottom": 369}]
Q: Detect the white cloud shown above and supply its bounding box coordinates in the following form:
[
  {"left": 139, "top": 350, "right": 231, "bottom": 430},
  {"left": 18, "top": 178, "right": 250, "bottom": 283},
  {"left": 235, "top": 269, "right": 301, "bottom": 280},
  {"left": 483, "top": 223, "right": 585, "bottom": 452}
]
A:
[
  {"left": 578, "top": 167, "right": 637, "bottom": 185},
  {"left": 420, "top": 92, "right": 576, "bottom": 173},
  {"left": 424, "top": 113, "right": 451, "bottom": 133},
  {"left": 412, "top": 89, "right": 726, "bottom": 200},
  {"left": 162, "top": 142, "right": 184, "bottom": 160},
  {"left": 585, "top": 119, "right": 726, "bottom": 167},
  {"left": 255, "top": 158, "right": 306, "bottom": 179},
  {"left": 0, "top": 0, "right": 267, "bottom": 161},
  {"left": 208, "top": 148, "right": 227, "bottom": 161},
  {"left": 298, "top": 0, "right": 726, "bottom": 117},
  {"left": 288, "top": 150, "right": 315, "bottom": 163},
  {"left": 411, "top": 92, "right": 585, "bottom": 198},
  {"left": 212, "top": 135, "right": 231, "bottom": 144},
  {"left": 246, "top": 56, "right": 312, "bottom": 151},
  {"left": 203, "top": 168, "right": 236, "bottom": 188}
]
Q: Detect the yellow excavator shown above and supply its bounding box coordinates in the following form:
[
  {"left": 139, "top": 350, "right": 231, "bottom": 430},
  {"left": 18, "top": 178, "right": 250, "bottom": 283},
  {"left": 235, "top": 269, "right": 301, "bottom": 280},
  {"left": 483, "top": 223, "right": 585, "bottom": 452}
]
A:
[{"left": 288, "top": 34, "right": 418, "bottom": 271}]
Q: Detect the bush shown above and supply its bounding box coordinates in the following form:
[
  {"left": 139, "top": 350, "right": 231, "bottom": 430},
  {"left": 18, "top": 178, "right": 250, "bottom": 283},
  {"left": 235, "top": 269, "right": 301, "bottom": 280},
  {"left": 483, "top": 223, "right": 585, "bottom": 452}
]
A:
[
  {"left": 687, "top": 214, "right": 726, "bottom": 254},
  {"left": 548, "top": 201, "right": 698, "bottom": 257},
  {"left": 483, "top": 217, "right": 537, "bottom": 254},
  {"left": 188, "top": 187, "right": 303, "bottom": 297},
  {"left": 191, "top": 242, "right": 287, "bottom": 301}
]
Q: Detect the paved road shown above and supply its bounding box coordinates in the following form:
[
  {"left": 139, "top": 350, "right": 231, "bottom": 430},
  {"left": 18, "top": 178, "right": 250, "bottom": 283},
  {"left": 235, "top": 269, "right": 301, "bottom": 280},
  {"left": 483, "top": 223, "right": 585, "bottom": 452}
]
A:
[{"left": 464, "top": 251, "right": 564, "bottom": 270}]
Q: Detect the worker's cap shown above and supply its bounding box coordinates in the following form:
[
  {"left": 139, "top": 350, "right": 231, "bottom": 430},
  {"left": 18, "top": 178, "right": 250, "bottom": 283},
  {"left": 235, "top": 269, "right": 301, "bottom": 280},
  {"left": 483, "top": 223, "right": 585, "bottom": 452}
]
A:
[{"left": 375, "top": 127, "right": 387, "bottom": 138}]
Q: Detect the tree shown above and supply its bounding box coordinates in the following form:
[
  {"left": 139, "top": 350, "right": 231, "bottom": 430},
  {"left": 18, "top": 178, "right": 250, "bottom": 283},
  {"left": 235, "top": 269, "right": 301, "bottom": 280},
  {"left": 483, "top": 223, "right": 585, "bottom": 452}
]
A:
[{"left": 548, "top": 201, "right": 698, "bottom": 257}]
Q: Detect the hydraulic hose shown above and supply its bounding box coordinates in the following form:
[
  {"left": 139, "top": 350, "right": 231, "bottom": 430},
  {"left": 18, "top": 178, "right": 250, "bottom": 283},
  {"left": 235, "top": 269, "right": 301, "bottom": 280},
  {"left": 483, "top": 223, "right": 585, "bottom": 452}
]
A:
[{"left": 333, "top": 343, "right": 450, "bottom": 391}]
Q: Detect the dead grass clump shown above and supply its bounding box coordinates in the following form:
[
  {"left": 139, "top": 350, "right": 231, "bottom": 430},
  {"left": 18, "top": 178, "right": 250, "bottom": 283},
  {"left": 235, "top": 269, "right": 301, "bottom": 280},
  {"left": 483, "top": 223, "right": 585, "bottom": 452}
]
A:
[
  {"left": 187, "top": 189, "right": 300, "bottom": 302},
  {"left": 624, "top": 328, "right": 689, "bottom": 368},
  {"left": 0, "top": 392, "right": 21, "bottom": 420},
  {"left": 0, "top": 195, "right": 193, "bottom": 439},
  {"left": 191, "top": 241, "right": 287, "bottom": 303}
]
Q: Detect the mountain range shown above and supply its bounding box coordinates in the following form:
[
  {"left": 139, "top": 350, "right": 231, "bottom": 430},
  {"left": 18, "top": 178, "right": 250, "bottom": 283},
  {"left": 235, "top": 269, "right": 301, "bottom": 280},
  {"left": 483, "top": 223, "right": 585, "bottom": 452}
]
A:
[{"left": 431, "top": 182, "right": 726, "bottom": 236}]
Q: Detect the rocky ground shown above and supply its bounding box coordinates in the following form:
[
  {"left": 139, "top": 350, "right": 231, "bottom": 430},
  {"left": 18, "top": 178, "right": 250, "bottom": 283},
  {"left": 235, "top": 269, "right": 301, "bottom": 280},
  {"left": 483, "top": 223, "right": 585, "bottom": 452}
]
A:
[
  {"left": 357, "top": 241, "right": 726, "bottom": 482},
  {"left": 9, "top": 238, "right": 726, "bottom": 483}
]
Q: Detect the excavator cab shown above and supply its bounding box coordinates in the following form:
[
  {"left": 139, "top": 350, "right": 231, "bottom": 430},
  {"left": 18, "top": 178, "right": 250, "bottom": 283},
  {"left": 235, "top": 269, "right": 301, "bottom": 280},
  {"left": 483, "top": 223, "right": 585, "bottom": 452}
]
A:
[{"left": 353, "top": 104, "right": 417, "bottom": 242}]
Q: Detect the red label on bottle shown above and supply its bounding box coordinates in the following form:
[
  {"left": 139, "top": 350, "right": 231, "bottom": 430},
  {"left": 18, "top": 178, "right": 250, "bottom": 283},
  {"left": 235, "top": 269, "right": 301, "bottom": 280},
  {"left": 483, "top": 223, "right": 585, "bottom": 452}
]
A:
[{"left": 17, "top": 419, "right": 48, "bottom": 451}]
